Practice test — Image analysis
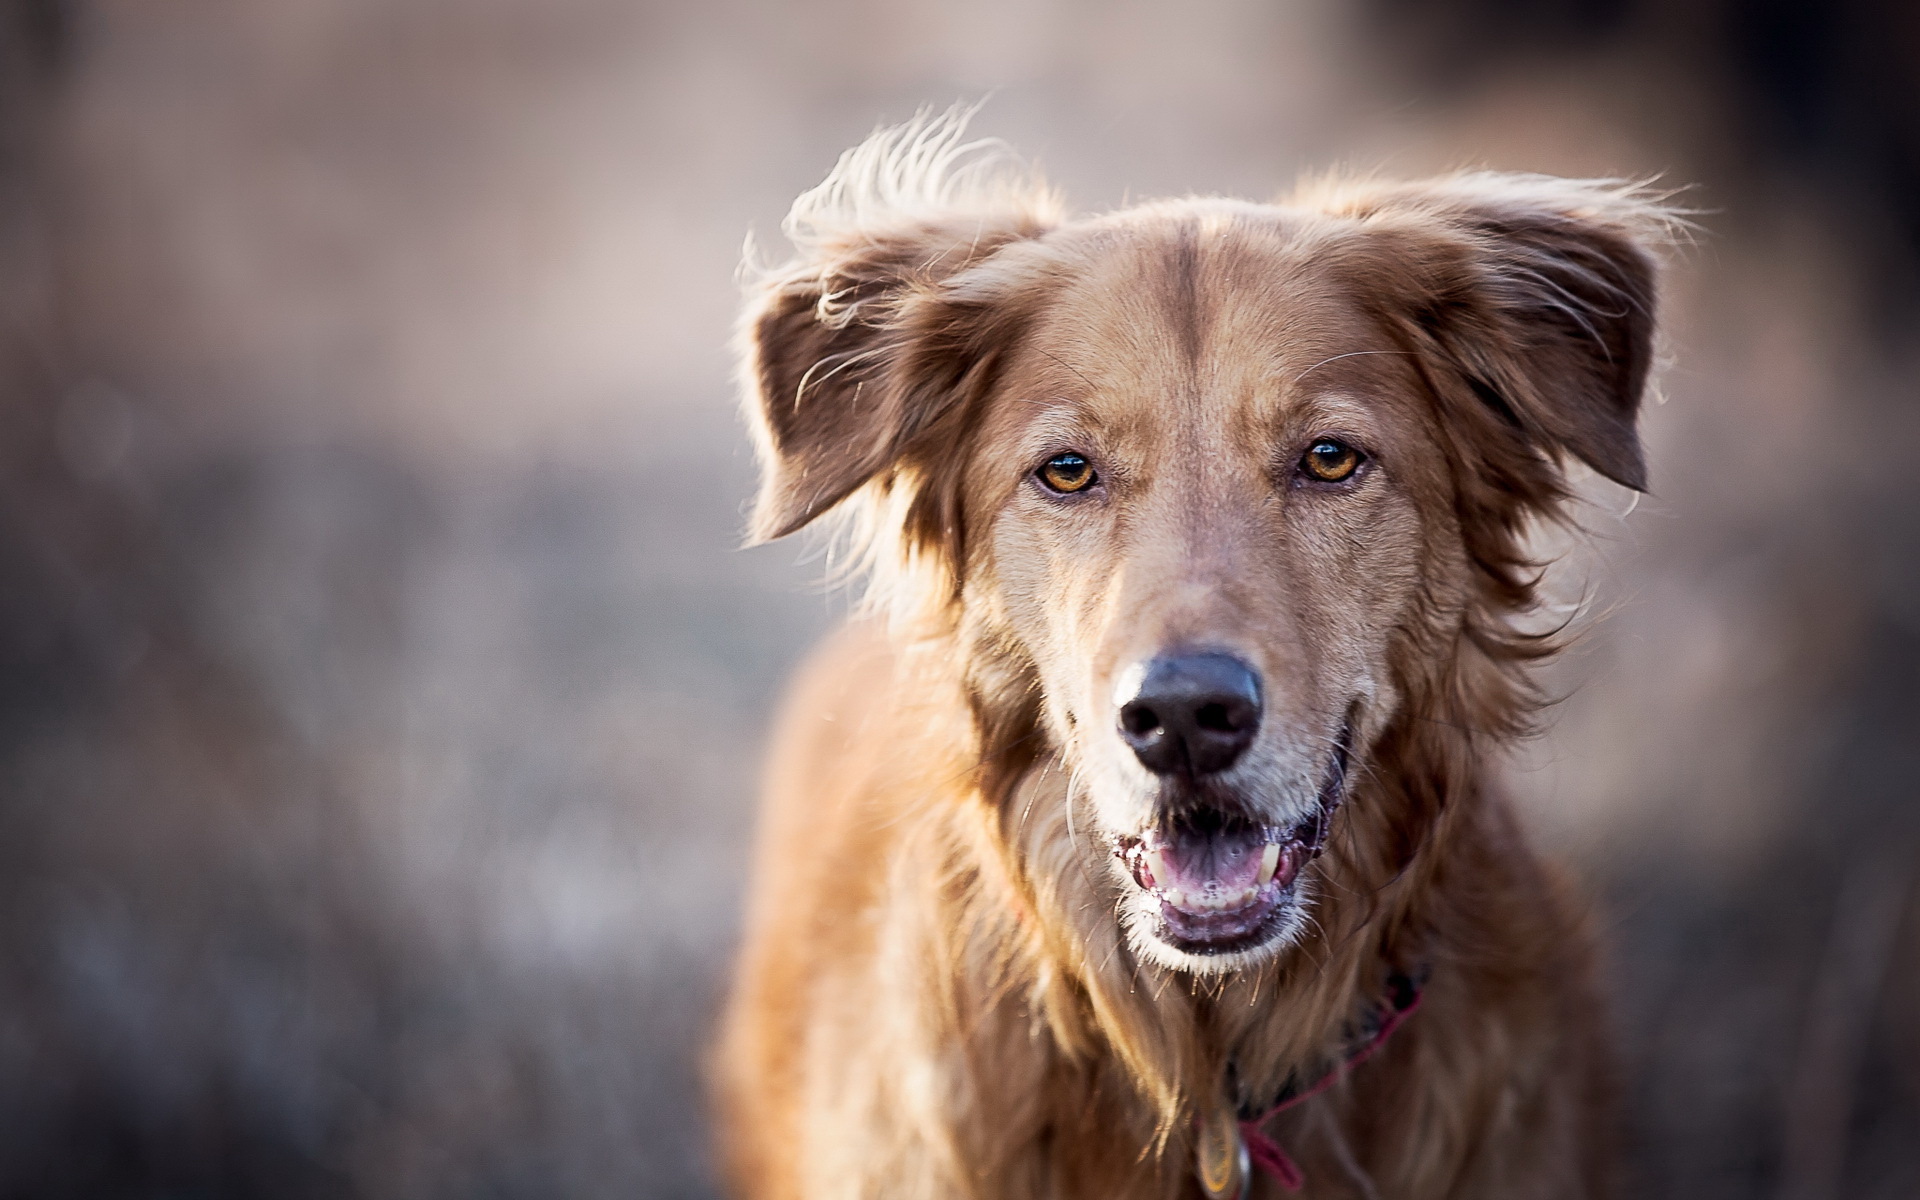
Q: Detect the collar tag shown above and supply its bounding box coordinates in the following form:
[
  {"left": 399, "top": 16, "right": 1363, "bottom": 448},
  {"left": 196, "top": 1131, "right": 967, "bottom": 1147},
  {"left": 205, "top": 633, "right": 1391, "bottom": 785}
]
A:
[{"left": 1195, "top": 1099, "right": 1250, "bottom": 1200}]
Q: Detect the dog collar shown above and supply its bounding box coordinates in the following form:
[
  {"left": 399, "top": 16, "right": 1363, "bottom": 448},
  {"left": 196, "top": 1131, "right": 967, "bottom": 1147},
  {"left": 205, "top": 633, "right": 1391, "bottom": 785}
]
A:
[{"left": 1197, "top": 969, "right": 1426, "bottom": 1198}]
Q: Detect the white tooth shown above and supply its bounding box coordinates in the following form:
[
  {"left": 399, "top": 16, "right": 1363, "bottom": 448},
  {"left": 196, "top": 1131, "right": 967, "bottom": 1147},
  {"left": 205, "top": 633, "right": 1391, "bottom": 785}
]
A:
[
  {"left": 1143, "top": 848, "right": 1173, "bottom": 890},
  {"left": 1257, "top": 843, "right": 1281, "bottom": 886},
  {"left": 1239, "top": 887, "right": 1257, "bottom": 906},
  {"left": 1164, "top": 887, "right": 1187, "bottom": 910}
]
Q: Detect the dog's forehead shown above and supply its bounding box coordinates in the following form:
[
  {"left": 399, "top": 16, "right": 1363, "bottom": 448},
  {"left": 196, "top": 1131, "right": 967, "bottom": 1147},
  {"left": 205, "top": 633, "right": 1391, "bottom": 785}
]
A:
[{"left": 1007, "top": 207, "right": 1409, "bottom": 437}]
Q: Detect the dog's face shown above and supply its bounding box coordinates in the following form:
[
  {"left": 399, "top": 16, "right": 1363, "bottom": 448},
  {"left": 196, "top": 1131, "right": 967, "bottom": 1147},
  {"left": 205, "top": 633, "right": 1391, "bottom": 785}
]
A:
[
  {"left": 745, "top": 167, "right": 1661, "bottom": 975},
  {"left": 965, "top": 219, "right": 1447, "bottom": 970}
]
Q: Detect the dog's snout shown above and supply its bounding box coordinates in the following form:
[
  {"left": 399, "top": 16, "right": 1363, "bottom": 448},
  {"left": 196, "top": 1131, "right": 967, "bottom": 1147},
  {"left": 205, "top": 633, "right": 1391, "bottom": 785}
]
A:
[{"left": 1115, "top": 652, "right": 1262, "bottom": 777}]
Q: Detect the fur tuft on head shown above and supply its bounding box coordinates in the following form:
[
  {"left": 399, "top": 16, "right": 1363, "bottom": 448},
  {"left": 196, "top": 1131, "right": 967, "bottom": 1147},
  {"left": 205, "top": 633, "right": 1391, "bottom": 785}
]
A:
[{"left": 772, "top": 103, "right": 1062, "bottom": 277}]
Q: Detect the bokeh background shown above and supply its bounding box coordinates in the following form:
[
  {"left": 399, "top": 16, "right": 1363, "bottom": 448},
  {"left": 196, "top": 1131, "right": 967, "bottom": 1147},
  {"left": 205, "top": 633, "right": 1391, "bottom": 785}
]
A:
[{"left": 1, "top": 1, "right": 1916, "bottom": 1196}]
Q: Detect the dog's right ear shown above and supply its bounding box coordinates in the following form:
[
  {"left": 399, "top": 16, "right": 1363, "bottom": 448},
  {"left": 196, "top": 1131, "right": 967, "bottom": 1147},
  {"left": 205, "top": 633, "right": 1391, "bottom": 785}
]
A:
[
  {"left": 740, "top": 120, "right": 1059, "bottom": 544},
  {"left": 1306, "top": 173, "right": 1684, "bottom": 495}
]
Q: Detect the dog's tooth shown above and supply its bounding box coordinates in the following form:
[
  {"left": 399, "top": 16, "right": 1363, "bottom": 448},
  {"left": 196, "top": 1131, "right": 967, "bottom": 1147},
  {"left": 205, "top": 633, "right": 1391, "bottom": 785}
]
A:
[
  {"left": 1142, "top": 848, "right": 1172, "bottom": 890},
  {"left": 1163, "top": 887, "right": 1187, "bottom": 910},
  {"left": 1257, "top": 842, "right": 1281, "bottom": 886}
]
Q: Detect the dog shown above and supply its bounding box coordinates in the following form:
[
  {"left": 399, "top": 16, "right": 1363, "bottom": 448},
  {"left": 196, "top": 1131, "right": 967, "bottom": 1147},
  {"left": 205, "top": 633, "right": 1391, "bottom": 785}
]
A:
[{"left": 715, "top": 114, "right": 1677, "bottom": 1199}]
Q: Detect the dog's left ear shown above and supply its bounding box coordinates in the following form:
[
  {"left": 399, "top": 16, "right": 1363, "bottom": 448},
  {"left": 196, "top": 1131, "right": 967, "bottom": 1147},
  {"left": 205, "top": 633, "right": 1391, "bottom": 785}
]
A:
[
  {"left": 738, "top": 117, "right": 1060, "bottom": 544},
  {"left": 740, "top": 214, "right": 1051, "bottom": 543},
  {"left": 1331, "top": 176, "right": 1679, "bottom": 492}
]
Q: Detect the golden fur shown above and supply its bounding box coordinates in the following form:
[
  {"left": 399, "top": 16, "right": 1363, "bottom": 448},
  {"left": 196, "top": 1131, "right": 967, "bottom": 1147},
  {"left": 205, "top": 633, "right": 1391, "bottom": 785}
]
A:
[{"left": 716, "top": 114, "right": 1680, "bottom": 1199}]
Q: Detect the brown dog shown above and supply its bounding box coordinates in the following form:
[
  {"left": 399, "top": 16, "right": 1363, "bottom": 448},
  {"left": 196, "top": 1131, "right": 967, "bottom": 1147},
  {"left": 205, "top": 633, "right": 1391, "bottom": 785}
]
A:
[{"left": 716, "top": 115, "right": 1678, "bottom": 1199}]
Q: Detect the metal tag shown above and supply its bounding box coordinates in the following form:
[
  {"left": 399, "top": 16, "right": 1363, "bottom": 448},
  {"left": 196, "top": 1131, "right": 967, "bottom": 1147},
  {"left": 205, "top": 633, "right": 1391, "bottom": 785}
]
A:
[{"left": 1195, "top": 1102, "right": 1250, "bottom": 1200}]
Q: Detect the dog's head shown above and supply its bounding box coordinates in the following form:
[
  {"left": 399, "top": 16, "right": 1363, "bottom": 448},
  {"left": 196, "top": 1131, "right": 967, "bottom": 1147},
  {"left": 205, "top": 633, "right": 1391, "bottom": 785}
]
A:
[{"left": 742, "top": 119, "right": 1673, "bottom": 974}]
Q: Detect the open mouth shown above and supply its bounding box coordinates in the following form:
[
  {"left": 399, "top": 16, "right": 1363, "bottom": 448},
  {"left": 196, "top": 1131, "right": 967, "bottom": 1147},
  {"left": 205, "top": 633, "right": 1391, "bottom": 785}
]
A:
[{"left": 1112, "top": 720, "right": 1353, "bottom": 955}]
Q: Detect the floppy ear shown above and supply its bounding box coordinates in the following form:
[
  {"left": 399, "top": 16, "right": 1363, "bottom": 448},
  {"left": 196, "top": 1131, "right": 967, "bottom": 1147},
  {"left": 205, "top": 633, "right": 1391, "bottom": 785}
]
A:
[
  {"left": 1324, "top": 175, "right": 1678, "bottom": 491},
  {"left": 741, "top": 220, "right": 1048, "bottom": 541},
  {"left": 739, "top": 121, "right": 1059, "bottom": 543}
]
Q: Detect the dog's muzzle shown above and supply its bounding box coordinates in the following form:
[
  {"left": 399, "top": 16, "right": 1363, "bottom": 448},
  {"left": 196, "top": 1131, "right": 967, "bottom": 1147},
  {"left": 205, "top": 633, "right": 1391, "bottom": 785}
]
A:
[{"left": 1112, "top": 716, "right": 1354, "bottom": 954}]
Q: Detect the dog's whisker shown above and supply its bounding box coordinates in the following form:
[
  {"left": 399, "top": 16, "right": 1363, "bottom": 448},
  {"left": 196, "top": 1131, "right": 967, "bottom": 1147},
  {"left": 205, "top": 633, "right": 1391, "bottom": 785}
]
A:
[
  {"left": 1037, "top": 348, "right": 1101, "bottom": 396},
  {"left": 1290, "top": 348, "right": 1416, "bottom": 383}
]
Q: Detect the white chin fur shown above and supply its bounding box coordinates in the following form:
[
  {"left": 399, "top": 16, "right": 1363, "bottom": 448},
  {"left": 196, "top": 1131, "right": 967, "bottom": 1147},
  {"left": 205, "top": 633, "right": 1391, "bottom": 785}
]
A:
[{"left": 1120, "top": 878, "right": 1316, "bottom": 976}]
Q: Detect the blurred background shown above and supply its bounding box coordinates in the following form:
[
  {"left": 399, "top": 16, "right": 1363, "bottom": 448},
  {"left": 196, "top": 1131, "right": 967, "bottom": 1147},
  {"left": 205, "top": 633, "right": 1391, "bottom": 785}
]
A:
[{"left": 1, "top": 1, "right": 1915, "bottom": 1196}]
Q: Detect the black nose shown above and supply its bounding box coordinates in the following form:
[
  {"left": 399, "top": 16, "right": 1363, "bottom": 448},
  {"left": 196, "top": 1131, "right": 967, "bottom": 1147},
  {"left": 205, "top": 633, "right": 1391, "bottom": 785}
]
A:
[{"left": 1116, "top": 652, "right": 1263, "bottom": 777}]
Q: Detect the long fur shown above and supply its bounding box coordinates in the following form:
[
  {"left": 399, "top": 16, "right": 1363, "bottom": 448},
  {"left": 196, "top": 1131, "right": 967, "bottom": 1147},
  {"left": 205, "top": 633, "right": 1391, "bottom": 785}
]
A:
[{"left": 718, "top": 111, "right": 1683, "bottom": 1199}]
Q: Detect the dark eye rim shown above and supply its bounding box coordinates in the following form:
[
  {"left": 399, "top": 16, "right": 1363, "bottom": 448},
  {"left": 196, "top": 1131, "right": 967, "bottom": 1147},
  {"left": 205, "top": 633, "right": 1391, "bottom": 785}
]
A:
[
  {"left": 1293, "top": 437, "right": 1369, "bottom": 486},
  {"left": 1035, "top": 451, "right": 1100, "bottom": 496}
]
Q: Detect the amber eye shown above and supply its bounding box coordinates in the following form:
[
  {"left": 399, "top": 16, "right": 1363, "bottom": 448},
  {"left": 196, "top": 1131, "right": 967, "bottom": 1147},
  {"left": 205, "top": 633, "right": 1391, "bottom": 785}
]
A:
[
  {"left": 1037, "top": 452, "right": 1097, "bottom": 494},
  {"left": 1299, "top": 439, "right": 1362, "bottom": 483}
]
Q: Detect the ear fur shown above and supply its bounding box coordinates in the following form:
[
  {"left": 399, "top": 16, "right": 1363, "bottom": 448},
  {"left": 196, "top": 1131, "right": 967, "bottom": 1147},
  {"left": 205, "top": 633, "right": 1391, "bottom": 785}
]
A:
[
  {"left": 1308, "top": 173, "right": 1683, "bottom": 492},
  {"left": 740, "top": 114, "right": 1060, "bottom": 543}
]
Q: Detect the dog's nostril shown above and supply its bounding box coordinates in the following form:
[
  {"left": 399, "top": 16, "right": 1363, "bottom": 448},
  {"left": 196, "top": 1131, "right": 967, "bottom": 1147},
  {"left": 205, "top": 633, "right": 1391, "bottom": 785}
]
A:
[
  {"left": 1194, "top": 702, "right": 1234, "bottom": 732},
  {"left": 1120, "top": 703, "right": 1163, "bottom": 737}
]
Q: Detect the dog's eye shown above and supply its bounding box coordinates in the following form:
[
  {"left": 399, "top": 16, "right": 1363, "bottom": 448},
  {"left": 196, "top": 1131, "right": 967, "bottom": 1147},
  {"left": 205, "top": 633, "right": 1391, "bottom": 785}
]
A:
[
  {"left": 1037, "top": 452, "right": 1097, "bottom": 494},
  {"left": 1299, "top": 439, "right": 1362, "bottom": 484}
]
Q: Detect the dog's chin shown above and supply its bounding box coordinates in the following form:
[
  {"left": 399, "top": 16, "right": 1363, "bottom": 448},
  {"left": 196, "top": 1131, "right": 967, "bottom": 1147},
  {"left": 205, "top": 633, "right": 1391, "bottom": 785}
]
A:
[
  {"left": 1108, "top": 723, "right": 1352, "bottom": 975},
  {"left": 1121, "top": 876, "right": 1315, "bottom": 974}
]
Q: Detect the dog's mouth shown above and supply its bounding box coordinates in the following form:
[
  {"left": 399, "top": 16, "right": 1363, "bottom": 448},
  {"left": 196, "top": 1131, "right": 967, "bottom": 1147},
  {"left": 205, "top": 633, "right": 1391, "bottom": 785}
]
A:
[{"left": 1112, "top": 720, "right": 1352, "bottom": 956}]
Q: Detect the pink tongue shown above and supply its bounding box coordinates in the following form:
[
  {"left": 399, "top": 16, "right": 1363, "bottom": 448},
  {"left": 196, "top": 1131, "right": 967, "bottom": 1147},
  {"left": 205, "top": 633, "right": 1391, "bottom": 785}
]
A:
[{"left": 1161, "top": 831, "right": 1264, "bottom": 893}]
